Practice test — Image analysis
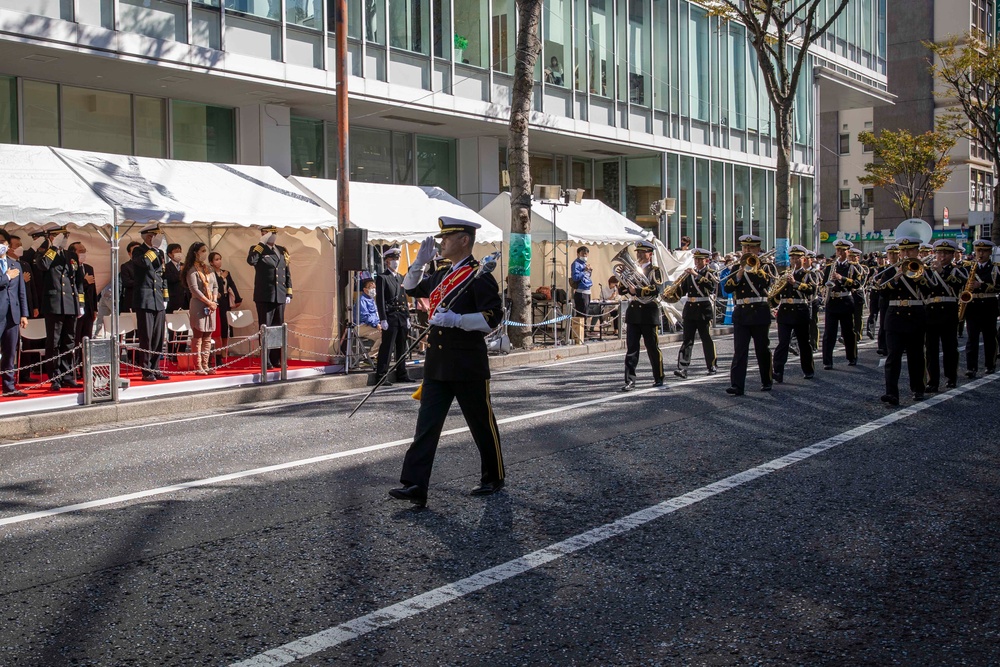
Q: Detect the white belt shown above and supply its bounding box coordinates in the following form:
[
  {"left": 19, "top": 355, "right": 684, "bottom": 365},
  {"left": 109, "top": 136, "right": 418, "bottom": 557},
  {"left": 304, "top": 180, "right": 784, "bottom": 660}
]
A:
[
  {"left": 829, "top": 291, "right": 853, "bottom": 298},
  {"left": 925, "top": 296, "right": 957, "bottom": 303},
  {"left": 575, "top": 288, "right": 590, "bottom": 294},
  {"left": 888, "top": 299, "right": 924, "bottom": 306},
  {"left": 736, "top": 297, "right": 767, "bottom": 305},
  {"left": 973, "top": 293, "right": 998, "bottom": 299},
  {"left": 687, "top": 296, "right": 713, "bottom": 302},
  {"left": 779, "top": 298, "right": 809, "bottom": 305}
]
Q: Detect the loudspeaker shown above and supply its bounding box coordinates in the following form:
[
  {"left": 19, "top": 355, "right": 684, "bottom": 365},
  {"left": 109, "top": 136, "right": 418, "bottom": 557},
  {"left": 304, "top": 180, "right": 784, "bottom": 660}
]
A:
[{"left": 339, "top": 228, "right": 369, "bottom": 271}]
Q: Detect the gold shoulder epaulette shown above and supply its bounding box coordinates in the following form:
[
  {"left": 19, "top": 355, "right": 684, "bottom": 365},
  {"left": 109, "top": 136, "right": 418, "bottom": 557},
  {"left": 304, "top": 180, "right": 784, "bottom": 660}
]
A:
[
  {"left": 44, "top": 248, "right": 57, "bottom": 260},
  {"left": 253, "top": 244, "right": 264, "bottom": 253},
  {"left": 145, "top": 250, "right": 157, "bottom": 262}
]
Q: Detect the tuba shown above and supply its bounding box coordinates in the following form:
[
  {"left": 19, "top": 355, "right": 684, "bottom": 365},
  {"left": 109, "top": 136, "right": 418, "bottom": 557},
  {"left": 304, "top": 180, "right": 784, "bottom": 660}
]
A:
[{"left": 611, "top": 247, "right": 663, "bottom": 303}]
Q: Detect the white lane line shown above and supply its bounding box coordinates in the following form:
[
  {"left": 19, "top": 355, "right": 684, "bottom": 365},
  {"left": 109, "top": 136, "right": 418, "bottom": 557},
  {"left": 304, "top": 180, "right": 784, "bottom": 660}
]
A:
[
  {"left": 229, "top": 372, "right": 1000, "bottom": 667},
  {"left": 0, "top": 368, "right": 721, "bottom": 528}
]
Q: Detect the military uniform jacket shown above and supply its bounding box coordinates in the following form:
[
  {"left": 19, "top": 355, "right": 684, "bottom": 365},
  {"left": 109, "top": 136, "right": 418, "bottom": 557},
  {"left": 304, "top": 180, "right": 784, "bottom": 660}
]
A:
[
  {"left": 375, "top": 268, "right": 409, "bottom": 325},
  {"left": 247, "top": 243, "right": 293, "bottom": 304},
  {"left": 724, "top": 267, "right": 773, "bottom": 326},
  {"left": 19, "top": 246, "right": 43, "bottom": 315},
  {"left": 621, "top": 263, "right": 662, "bottom": 326},
  {"left": 131, "top": 244, "right": 169, "bottom": 312},
  {"left": 34, "top": 246, "right": 85, "bottom": 316},
  {"left": 965, "top": 262, "right": 1000, "bottom": 318},
  {"left": 678, "top": 268, "right": 718, "bottom": 322},
  {"left": 404, "top": 256, "right": 502, "bottom": 382},
  {"left": 773, "top": 268, "right": 817, "bottom": 325},
  {"left": 823, "top": 260, "right": 862, "bottom": 314},
  {"left": 923, "top": 264, "right": 966, "bottom": 320},
  {"left": 878, "top": 266, "right": 928, "bottom": 333}
]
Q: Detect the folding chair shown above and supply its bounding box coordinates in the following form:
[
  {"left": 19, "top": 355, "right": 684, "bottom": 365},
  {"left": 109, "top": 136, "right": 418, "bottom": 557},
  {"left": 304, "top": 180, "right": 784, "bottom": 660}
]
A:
[
  {"left": 17, "top": 318, "right": 47, "bottom": 383},
  {"left": 165, "top": 311, "right": 192, "bottom": 367},
  {"left": 226, "top": 309, "right": 257, "bottom": 359}
]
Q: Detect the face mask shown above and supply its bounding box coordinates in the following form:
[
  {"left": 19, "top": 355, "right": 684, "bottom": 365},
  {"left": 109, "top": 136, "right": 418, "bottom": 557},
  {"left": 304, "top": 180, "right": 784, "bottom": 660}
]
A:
[
  {"left": 388, "top": 259, "right": 400, "bottom": 272},
  {"left": 365, "top": 288, "right": 376, "bottom": 298},
  {"left": 0, "top": 243, "right": 7, "bottom": 257},
  {"left": 77, "top": 252, "right": 87, "bottom": 264},
  {"left": 171, "top": 253, "right": 182, "bottom": 263},
  {"left": 7, "top": 245, "right": 18, "bottom": 258},
  {"left": 197, "top": 252, "right": 209, "bottom": 264}
]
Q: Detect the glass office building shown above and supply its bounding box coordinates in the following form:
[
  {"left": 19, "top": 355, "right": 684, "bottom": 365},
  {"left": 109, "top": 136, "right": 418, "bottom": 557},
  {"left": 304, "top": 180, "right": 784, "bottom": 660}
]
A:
[{"left": 0, "top": 0, "right": 889, "bottom": 251}]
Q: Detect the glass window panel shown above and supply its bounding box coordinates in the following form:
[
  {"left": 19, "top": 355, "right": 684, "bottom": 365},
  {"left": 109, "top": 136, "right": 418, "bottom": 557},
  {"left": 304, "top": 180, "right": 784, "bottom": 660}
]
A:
[
  {"left": 588, "top": 0, "right": 613, "bottom": 96},
  {"left": 594, "top": 158, "right": 621, "bottom": 213},
  {"left": 666, "top": 152, "right": 679, "bottom": 245},
  {"left": 0, "top": 76, "right": 16, "bottom": 144},
  {"left": 543, "top": 0, "right": 570, "bottom": 87},
  {"left": 290, "top": 117, "right": 325, "bottom": 178},
  {"left": 22, "top": 80, "right": 59, "bottom": 147},
  {"left": 454, "top": 0, "right": 486, "bottom": 66},
  {"left": 802, "top": 176, "right": 814, "bottom": 249},
  {"left": 789, "top": 175, "right": 800, "bottom": 245},
  {"left": 732, "top": 164, "right": 749, "bottom": 244},
  {"left": 764, "top": 170, "right": 774, "bottom": 246},
  {"left": 794, "top": 50, "right": 811, "bottom": 145},
  {"left": 432, "top": 0, "right": 449, "bottom": 58},
  {"left": 729, "top": 24, "right": 745, "bottom": 130},
  {"left": 718, "top": 24, "right": 729, "bottom": 128},
  {"left": 351, "top": 126, "right": 393, "bottom": 183},
  {"left": 390, "top": 0, "right": 427, "bottom": 53},
  {"left": 679, "top": 155, "right": 694, "bottom": 242},
  {"left": 669, "top": 0, "right": 680, "bottom": 116},
  {"left": 746, "top": 47, "right": 760, "bottom": 132},
  {"left": 134, "top": 95, "right": 167, "bottom": 158},
  {"left": 416, "top": 135, "right": 456, "bottom": 194},
  {"left": 711, "top": 160, "right": 727, "bottom": 253},
  {"left": 224, "top": 0, "right": 280, "bottom": 21},
  {"left": 345, "top": 0, "right": 385, "bottom": 42},
  {"left": 688, "top": 6, "right": 709, "bottom": 121},
  {"left": 574, "top": 0, "right": 588, "bottom": 91},
  {"left": 491, "top": 0, "right": 515, "bottom": 73},
  {"left": 696, "top": 158, "right": 710, "bottom": 249},
  {"left": 652, "top": 0, "right": 669, "bottom": 112},
  {"left": 393, "top": 131, "right": 413, "bottom": 183},
  {"left": 625, "top": 156, "right": 661, "bottom": 232},
  {"left": 678, "top": 1, "right": 689, "bottom": 117},
  {"left": 530, "top": 154, "right": 555, "bottom": 187},
  {"left": 171, "top": 100, "right": 236, "bottom": 162},
  {"left": 287, "top": 0, "right": 321, "bottom": 28},
  {"left": 626, "top": 0, "right": 649, "bottom": 106},
  {"left": 571, "top": 158, "right": 592, "bottom": 193}
]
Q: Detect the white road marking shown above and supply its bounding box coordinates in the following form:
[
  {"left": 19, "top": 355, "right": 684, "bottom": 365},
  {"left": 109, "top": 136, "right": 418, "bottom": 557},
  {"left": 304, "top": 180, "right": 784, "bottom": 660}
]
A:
[{"left": 229, "top": 372, "right": 1000, "bottom": 667}]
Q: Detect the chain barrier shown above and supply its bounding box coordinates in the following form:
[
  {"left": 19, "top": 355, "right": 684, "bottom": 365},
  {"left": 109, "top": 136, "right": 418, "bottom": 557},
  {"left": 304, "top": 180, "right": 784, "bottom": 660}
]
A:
[
  {"left": 120, "top": 342, "right": 264, "bottom": 377},
  {"left": 286, "top": 328, "right": 340, "bottom": 343},
  {"left": 3, "top": 362, "right": 84, "bottom": 396},
  {"left": 503, "top": 314, "right": 573, "bottom": 328}
]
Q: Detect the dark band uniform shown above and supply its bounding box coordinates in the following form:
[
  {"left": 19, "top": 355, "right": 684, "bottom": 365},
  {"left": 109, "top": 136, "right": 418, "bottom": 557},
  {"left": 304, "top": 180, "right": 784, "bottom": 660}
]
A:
[
  {"left": 673, "top": 248, "right": 718, "bottom": 377},
  {"left": 398, "top": 219, "right": 504, "bottom": 497},
  {"left": 621, "top": 240, "right": 664, "bottom": 389},
  {"left": 724, "top": 235, "right": 773, "bottom": 395},
  {"left": 874, "top": 246, "right": 899, "bottom": 355},
  {"left": 375, "top": 246, "right": 412, "bottom": 383},
  {"left": 807, "top": 251, "right": 822, "bottom": 351},
  {"left": 963, "top": 239, "right": 999, "bottom": 376},
  {"left": 247, "top": 228, "right": 293, "bottom": 367},
  {"left": 132, "top": 232, "right": 169, "bottom": 380},
  {"left": 35, "top": 231, "right": 85, "bottom": 387},
  {"left": 877, "top": 237, "right": 928, "bottom": 404},
  {"left": 924, "top": 240, "right": 965, "bottom": 390},
  {"left": 849, "top": 250, "right": 867, "bottom": 341},
  {"left": 822, "top": 240, "right": 862, "bottom": 368},
  {"left": 770, "top": 245, "right": 817, "bottom": 381}
]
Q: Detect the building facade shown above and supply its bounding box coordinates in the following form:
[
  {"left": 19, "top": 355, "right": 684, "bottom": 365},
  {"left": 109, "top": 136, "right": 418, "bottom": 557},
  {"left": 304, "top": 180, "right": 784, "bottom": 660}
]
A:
[{"left": 1, "top": 0, "right": 887, "bottom": 253}]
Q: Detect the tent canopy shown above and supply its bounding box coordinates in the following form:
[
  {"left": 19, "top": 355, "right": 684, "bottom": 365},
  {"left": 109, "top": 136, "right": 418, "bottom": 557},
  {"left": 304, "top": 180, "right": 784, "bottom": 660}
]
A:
[
  {"left": 288, "top": 177, "right": 502, "bottom": 244},
  {"left": 0, "top": 145, "right": 115, "bottom": 228},
  {"left": 479, "top": 192, "right": 649, "bottom": 245},
  {"left": 54, "top": 148, "right": 336, "bottom": 229}
]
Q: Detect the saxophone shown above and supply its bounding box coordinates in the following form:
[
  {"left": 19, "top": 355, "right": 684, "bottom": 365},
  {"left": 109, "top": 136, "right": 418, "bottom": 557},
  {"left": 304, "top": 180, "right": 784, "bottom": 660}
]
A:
[
  {"left": 957, "top": 263, "right": 977, "bottom": 322},
  {"left": 767, "top": 266, "right": 793, "bottom": 305}
]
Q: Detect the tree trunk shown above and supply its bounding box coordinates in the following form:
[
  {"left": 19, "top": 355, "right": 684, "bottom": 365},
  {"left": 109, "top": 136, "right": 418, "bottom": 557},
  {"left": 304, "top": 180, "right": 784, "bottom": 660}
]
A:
[
  {"left": 774, "top": 105, "right": 793, "bottom": 267},
  {"left": 506, "top": 0, "right": 541, "bottom": 349}
]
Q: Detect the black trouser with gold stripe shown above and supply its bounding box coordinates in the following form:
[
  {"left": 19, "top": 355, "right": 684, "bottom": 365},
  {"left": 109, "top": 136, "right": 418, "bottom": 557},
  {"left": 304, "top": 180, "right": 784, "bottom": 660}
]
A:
[
  {"left": 885, "top": 327, "right": 926, "bottom": 398},
  {"left": 400, "top": 377, "right": 504, "bottom": 490},
  {"left": 822, "top": 308, "right": 857, "bottom": 366},
  {"left": 624, "top": 323, "right": 664, "bottom": 383},
  {"left": 773, "top": 320, "right": 814, "bottom": 379},
  {"left": 925, "top": 315, "right": 959, "bottom": 388},
  {"left": 965, "top": 311, "right": 999, "bottom": 372},
  {"left": 677, "top": 319, "right": 716, "bottom": 371},
  {"left": 730, "top": 322, "right": 772, "bottom": 391}
]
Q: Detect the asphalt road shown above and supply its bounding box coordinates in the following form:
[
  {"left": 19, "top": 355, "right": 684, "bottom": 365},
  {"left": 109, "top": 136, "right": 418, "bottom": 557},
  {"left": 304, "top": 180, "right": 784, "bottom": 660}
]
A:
[{"left": 0, "top": 333, "right": 997, "bottom": 666}]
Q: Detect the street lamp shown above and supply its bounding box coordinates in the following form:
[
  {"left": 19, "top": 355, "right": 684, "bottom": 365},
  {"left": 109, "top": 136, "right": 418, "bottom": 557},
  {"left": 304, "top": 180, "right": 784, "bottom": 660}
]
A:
[{"left": 850, "top": 193, "right": 871, "bottom": 249}]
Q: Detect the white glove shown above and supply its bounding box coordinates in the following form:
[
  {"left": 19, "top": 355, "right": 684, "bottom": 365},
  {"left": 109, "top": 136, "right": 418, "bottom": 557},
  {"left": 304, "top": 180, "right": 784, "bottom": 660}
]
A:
[
  {"left": 413, "top": 236, "right": 437, "bottom": 269},
  {"left": 285, "top": 296, "right": 291, "bottom": 305},
  {"left": 429, "top": 309, "right": 461, "bottom": 328},
  {"left": 458, "top": 313, "right": 491, "bottom": 333},
  {"left": 265, "top": 233, "right": 277, "bottom": 245},
  {"left": 53, "top": 234, "right": 69, "bottom": 250},
  {"left": 380, "top": 320, "right": 389, "bottom": 330}
]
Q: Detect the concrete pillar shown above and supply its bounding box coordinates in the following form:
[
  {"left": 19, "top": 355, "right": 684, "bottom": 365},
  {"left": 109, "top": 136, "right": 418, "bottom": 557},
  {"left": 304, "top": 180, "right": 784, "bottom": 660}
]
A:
[{"left": 238, "top": 104, "right": 292, "bottom": 176}]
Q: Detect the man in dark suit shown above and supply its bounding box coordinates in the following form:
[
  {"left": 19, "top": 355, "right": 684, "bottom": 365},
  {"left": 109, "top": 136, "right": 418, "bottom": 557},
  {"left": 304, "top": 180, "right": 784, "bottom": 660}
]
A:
[
  {"left": 164, "top": 243, "right": 186, "bottom": 313},
  {"left": 132, "top": 223, "right": 170, "bottom": 382},
  {"left": 247, "top": 226, "right": 293, "bottom": 368},
  {"left": 0, "top": 230, "right": 29, "bottom": 397},
  {"left": 69, "top": 241, "right": 98, "bottom": 377},
  {"left": 374, "top": 245, "right": 413, "bottom": 384},
  {"left": 120, "top": 241, "right": 141, "bottom": 314},
  {"left": 34, "top": 226, "right": 85, "bottom": 391}
]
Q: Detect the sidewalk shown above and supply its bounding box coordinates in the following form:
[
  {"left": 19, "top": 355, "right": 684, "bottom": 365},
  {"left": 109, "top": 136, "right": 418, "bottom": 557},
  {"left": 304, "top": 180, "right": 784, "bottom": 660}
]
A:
[{"left": 0, "top": 327, "right": 733, "bottom": 441}]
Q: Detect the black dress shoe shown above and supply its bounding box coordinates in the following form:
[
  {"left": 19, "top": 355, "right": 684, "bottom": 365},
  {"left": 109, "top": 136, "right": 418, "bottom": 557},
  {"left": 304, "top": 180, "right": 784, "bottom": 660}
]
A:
[
  {"left": 880, "top": 394, "right": 899, "bottom": 406},
  {"left": 924, "top": 385, "right": 939, "bottom": 394},
  {"left": 946, "top": 380, "right": 957, "bottom": 389},
  {"left": 773, "top": 373, "right": 783, "bottom": 384},
  {"left": 823, "top": 365, "right": 833, "bottom": 370},
  {"left": 62, "top": 379, "right": 80, "bottom": 389},
  {"left": 620, "top": 381, "right": 636, "bottom": 392},
  {"left": 3, "top": 390, "right": 28, "bottom": 397},
  {"left": 707, "top": 366, "right": 718, "bottom": 375},
  {"left": 49, "top": 382, "right": 61, "bottom": 392},
  {"left": 388, "top": 485, "right": 427, "bottom": 507},
  {"left": 803, "top": 373, "right": 815, "bottom": 379},
  {"left": 154, "top": 371, "right": 170, "bottom": 380},
  {"left": 966, "top": 370, "right": 978, "bottom": 379},
  {"left": 395, "top": 376, "right": 416, "bottom": 383},
  {"left": 470, "top": 480, "right": 505, "bottom": 496},
  {"left": 673, "top": 369, "right": 687, "bottom": 379},
  {"left": 760, "top": 384, "right": 772, "bottom": 392},
  {"left": 987, "top": 368, "right": 996, "bottom": 375},
  {"left": 847, "top": 360, "right": 857, "bottom": 367},
  {"left": 912, "top": 392, "right": 925, "bottom": 401},
  {"left": 876, "top": 349, "right": 887, "bottom": 356},
  {"left": 725, "top": 386, "right": 744, "bottom": 396},
  {"left": 141, "top": 373, "right": 158, "bottom": 382},
  {"left": 652, "top": 378, "right": 664, "bottom": 387}
]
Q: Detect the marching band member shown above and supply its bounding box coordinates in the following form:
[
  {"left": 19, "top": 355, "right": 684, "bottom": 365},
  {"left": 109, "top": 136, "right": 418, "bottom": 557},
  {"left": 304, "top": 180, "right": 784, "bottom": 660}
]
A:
[
  {"left": 848, "top": 247, "right": 867, "bottom": 341},
  {"left": 770, "top": 245, "right": 817, "bottom": 382},
  {"left": 821, "top": 239, "right": 863, "bottom": 370},
  {"left": 875, "top": 243, "right": 900, "bottom": 356},
  {"left": 963, "top": 239, "right": 1000, "bottom": 378},
  {"left": 724, "top": 234, "right": 773, "bottom": 396},
  {"left": 877, "top": 237, "right": 929, "bottom": 405},
  {"left": 672, "top": 248, "right": 718, "bottom": 379},
  {"left": 924, "top": 240, "right": 965, "bottom": 392},
  {"left": 619, "top": 240, "right": 664, "bottom": 391},
  {"left": 804, "top": 250, "right": 822, "bottom": 352}
]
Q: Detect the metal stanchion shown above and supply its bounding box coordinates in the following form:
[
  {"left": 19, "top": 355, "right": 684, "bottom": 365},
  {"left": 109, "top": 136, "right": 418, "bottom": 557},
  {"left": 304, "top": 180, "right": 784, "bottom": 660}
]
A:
[
  {"left": 83, "top": 337, "right": 115, "bottom": 405},
  {"left": 259, "top": 325, "right": 268, "bottom": 383},
  {"left": 260, "top": 325, "right": 286, "bottom": 384},
  {"left": 280, "top": 323, "right": 288, "bottom": 382}
]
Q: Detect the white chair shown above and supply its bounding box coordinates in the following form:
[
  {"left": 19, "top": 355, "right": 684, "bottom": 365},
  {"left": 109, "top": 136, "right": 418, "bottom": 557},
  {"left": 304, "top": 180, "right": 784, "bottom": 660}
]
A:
[
  {"left": 103, "top": 312, "right": 140, "bottom": 365},
  {"left": 17, "top": 318, "right": 47, "bottom": 381},
  {"left": 165, "top": 310, "right": 192, "bottom": 360},
  {"left": 226, "top": 309, "right": 257, "bottom": 358}
]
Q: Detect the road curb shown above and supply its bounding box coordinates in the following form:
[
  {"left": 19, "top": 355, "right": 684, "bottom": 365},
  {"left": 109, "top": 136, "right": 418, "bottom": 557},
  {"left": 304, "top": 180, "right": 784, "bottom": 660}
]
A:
[{"left": 0, "top": 327, "right": 733, "bottom": 439}]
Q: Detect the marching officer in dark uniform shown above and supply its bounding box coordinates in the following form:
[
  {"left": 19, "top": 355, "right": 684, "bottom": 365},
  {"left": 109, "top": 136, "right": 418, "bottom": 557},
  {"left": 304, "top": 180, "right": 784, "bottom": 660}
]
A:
[
  {"left": 132, "top": 223, "right": 170, "bottom": 381},
  {"left": 620, "top": 239, "right": 664, "bottom": 391},
  {"left": 821, "top": 239, "right": 862, "bottom": 369},
  {"left": 848, "top": 247, "right": 867, "bottom": 341},
  {"left": 865, "top": 251, "right": 886, "bottom": 339},
  {"left": 247, "top": 225, "right": 293, "bottom": 369},
  {"left": 671, "top": 248, "right": 718, "bottom": 379},
  {"left": 874, "top": 243, "right": 900, "bottom": 356},
  {"left": 69, "top": 241, "right": 98, "bottom": 381},
  {"left": 923, "top": 239, "right": 965, "bottom": 392},
  {"left": 876, "top": 237, "right": 928, "bottom": 406},
  {"left": 963, "top": 238, "right": 1000, "bottom": 378},
  {"left": 388, "top": 217, "right": 504, "bottom": 508},
  {"left": 770, "top": 244, "right": 817, "bottom": 382},
  {"left": 724, "top": 234, "right": 773, "bottom": 395},
  {"left": 35, "top": 225, "right": 85, "bottom": 391},
  {"left": 804, "top": 250, "right": 822, "bottom": 351},
  {"left": 374, "top": 245, "right": 413, "bottom": 385}
]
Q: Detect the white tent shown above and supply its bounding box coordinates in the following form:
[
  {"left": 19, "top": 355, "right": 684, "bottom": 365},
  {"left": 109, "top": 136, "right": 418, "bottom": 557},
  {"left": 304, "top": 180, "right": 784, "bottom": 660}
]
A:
[
  {"left": 0, "top": 145, "right": 115, "bottom": 228},
  {"left": 479, "top": 192, "right": 648, "bottom": 245},
  {"left": 288, "top": 177, "right": 503, "bottom": 244}
]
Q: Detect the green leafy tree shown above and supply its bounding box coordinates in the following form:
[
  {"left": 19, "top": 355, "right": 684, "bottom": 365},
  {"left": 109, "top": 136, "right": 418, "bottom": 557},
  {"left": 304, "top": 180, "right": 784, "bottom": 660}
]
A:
[
  {"left": 857, "top": 128, "right": 956, "bottom": 220},
  {"left": 929, "top": 34, "right": 1000, "bottom": 244},
  {"left": 706, "top": 0, "right": 850, "bottom": 263}
]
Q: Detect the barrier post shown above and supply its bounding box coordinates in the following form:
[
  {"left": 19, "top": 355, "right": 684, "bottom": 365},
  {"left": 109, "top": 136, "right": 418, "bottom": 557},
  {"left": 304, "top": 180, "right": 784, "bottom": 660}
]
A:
[{"left": 83, "top": 337, "right": 115, "bottom": 405}]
